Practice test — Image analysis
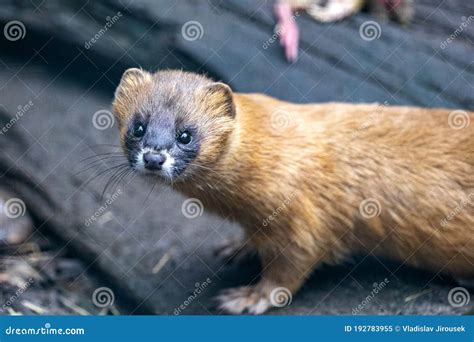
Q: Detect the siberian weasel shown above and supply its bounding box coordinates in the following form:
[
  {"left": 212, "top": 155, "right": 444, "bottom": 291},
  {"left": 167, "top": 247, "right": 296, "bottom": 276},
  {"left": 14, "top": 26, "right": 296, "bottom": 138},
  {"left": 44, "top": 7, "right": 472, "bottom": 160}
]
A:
[{"left": 112, "top": 68, "right": 473, "bottom": 314}]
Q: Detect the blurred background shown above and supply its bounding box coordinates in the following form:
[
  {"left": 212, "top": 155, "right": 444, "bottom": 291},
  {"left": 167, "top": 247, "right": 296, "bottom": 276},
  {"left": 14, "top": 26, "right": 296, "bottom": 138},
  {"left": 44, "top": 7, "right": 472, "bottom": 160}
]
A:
[{"left": 0, "top": 0, "right": 472, "bottom": 315}]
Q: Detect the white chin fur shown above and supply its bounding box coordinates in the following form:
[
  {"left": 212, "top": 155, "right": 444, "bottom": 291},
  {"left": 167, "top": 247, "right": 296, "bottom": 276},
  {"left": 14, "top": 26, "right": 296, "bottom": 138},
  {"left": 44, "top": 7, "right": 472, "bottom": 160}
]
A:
[{"left": 135, "top": 147, "right": 175, "bottom": 179}]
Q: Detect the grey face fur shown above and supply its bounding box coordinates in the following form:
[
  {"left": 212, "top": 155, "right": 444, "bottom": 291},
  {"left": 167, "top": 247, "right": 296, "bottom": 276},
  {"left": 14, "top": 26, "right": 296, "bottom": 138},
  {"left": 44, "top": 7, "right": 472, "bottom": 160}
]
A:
[{"left": 113, "top": 69, "right": 235, "bottom": 182}]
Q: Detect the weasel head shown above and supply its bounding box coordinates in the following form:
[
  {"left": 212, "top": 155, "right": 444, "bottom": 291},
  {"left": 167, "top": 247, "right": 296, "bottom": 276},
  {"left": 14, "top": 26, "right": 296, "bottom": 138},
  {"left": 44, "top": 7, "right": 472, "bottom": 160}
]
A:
[{"left": 112, "top": 68, "right": 235, "bottom": 183}]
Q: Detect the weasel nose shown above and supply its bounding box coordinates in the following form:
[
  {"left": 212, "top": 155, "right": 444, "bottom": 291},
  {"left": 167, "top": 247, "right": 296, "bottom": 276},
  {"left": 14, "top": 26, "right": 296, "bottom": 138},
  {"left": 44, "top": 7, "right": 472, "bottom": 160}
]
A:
[{"left": 143, "top": 151, "right": 166, "bottom": 170}]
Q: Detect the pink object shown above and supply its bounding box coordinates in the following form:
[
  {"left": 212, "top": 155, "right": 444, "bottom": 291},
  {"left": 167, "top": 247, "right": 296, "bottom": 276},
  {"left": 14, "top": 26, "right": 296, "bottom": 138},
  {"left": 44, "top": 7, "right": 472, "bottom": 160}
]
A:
[{"left": 274, "top": 2, "right": 300, "bottom": 63}]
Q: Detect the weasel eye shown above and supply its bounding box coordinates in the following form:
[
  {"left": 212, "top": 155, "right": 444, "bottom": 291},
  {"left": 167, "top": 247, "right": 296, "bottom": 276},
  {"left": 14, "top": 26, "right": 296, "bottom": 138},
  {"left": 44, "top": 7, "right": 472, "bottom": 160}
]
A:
[
  {"left": 177, "top": 131, "right": 192, "bottom": 144},
  {"left": 133, "top": 123, "right": 146, "bottom": 138}
]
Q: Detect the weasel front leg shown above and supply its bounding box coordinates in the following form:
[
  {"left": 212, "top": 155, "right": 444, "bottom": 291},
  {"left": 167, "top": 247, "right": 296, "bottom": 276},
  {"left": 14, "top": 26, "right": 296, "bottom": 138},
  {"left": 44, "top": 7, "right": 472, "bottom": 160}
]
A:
[{"left": 217, "top": 242, "right": 319, "bottom": 314}]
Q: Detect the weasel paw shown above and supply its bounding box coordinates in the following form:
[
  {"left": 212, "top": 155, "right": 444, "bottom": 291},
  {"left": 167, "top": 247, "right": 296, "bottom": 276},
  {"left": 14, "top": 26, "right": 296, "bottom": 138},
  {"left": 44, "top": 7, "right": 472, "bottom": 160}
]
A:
[{"left": 216, "top": 286, "right": 271, "bottom": 315}]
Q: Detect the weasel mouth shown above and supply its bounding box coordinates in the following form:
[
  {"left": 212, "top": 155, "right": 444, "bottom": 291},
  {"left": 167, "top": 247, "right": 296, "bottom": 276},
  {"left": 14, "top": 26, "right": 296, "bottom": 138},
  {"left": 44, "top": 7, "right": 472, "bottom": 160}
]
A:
[{"left": 132, "top": 147, "right": 176, "bottom": 176}]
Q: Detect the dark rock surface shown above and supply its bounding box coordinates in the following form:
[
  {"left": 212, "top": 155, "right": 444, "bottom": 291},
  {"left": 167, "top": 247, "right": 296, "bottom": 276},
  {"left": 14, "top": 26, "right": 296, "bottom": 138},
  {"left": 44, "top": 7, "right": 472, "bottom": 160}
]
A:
[
  {"left": 0, "top": 0, "right": 472, "bottom": 315},
  {"left": 0, "top": 236, "right": 125, "bottom": 315}
]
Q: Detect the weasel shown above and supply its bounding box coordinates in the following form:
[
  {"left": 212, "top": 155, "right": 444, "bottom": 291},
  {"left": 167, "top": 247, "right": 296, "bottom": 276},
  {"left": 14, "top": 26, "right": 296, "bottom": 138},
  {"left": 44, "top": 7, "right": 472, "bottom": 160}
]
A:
[{"left": 112, "top": 68, "right": 474, "bottom": 314}]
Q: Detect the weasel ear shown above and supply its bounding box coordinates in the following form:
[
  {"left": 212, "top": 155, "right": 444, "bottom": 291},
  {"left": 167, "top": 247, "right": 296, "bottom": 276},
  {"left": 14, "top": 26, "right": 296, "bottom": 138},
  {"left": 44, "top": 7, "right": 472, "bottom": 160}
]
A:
[
  {"left": 113, "top": 68, "right": 152, "bottom": 122},
  {"left": 202, "top": 82, "right": 235, "bottom": 118},
  {"left": 115, "top": 68, "right": 151, "bottom": 98}
]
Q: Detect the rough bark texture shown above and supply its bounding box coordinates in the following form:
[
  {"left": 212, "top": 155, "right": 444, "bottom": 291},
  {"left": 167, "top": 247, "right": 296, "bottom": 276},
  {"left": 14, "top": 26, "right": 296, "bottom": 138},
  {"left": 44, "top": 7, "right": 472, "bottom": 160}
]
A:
[{"left": 0, "top": 0, "right": 472, "bottom": 314}]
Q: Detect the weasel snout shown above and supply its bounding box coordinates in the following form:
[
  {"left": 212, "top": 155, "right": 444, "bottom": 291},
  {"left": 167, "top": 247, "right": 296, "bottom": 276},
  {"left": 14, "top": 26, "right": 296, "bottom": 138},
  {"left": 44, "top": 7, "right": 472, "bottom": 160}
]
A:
[
  {"left": 143, "top": 151, "right": 166, "bottom": 170},
  {"left": 135, "top": 147, "right": 176, "bottom": 179}
]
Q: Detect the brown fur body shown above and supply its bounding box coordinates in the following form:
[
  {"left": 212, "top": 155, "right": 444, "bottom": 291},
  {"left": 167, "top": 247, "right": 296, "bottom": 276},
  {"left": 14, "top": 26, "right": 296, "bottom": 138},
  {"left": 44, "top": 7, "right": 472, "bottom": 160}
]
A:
[{"left": 113, "top": 69, "right": 473, "bottom": 314}]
